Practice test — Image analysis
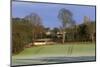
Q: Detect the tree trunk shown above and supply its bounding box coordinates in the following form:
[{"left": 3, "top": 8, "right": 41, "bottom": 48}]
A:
[
  {"left": 41, "top": 32, "right": 42, "bottom": 39},
  {"left": 91, "top": 33, "right": 94, "bottom": 42},
  {"left": 62, "top": 32, "right": 65, "bottom": 44}
]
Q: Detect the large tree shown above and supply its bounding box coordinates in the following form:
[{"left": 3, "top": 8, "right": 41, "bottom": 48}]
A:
[
  {"left": 78, "top": 24, "right": 89, "bottom": 41},
  {"left": 24, "top": 12, "right": 45, "bottom": 40},
  {"left": 58, "top": 8, "right": 75, "bottom": 43},
  {"left": 12, "top": 18, "right": 33, "bottom": 54}
]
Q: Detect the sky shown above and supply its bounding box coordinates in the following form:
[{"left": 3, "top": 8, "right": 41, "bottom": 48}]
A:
[{"left": 12, "top": 1, "right": 96, "bottom": 29}]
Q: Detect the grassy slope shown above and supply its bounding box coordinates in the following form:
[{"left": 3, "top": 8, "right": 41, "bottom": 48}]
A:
[{"left": 13, "top": 43, "right": 95, "bottom": 58}]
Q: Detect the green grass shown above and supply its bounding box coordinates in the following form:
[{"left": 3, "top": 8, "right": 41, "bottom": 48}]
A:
[
  {"left": 13, "top": 43, "right": 95, "bottom": 58},
  {"left": 12, "top": 43, "right": 95, "bottom": 66}
]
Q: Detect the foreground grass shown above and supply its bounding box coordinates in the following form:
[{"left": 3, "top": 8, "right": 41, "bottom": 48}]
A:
[{"left": 13, "top": 43, "right": 95, "bottom": 58}]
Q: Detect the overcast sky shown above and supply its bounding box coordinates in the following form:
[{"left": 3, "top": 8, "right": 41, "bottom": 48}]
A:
[{"left": 12, "top": 1, "right": 96, "bottom": 28}]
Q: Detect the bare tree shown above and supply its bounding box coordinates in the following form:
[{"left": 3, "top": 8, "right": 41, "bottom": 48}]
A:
[
  {"left": 24, "top": 12, "right": 45, "bottom": 40},
  {"left": 58, "top": 8, "right": 74, "bottom": 44}
]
